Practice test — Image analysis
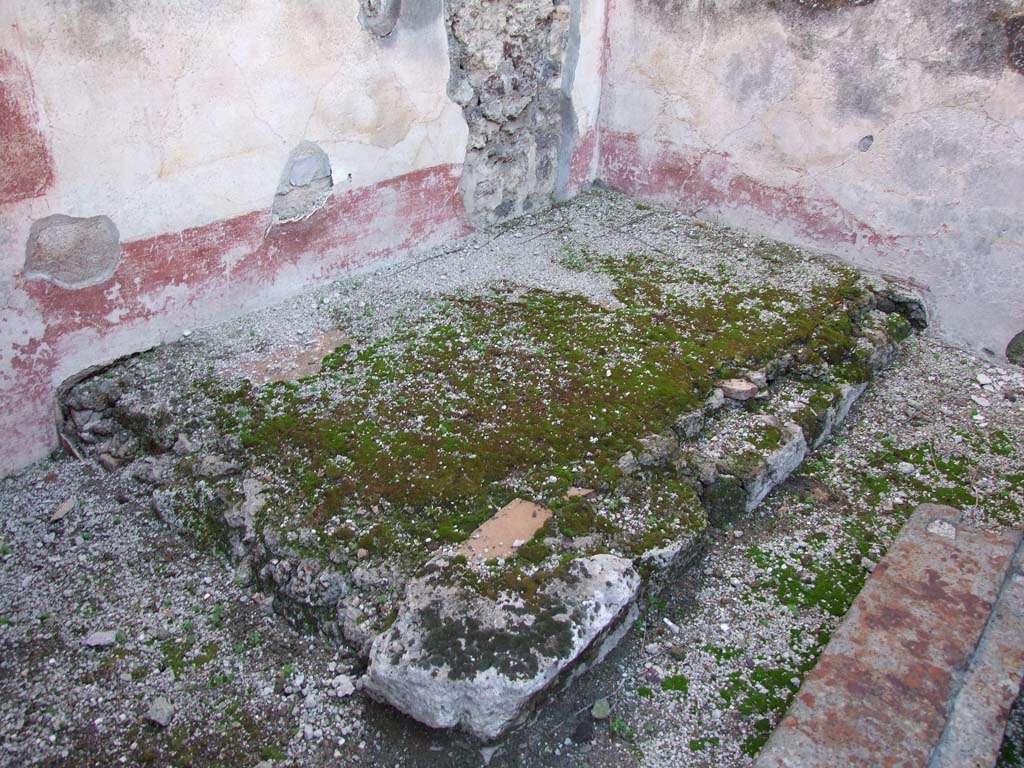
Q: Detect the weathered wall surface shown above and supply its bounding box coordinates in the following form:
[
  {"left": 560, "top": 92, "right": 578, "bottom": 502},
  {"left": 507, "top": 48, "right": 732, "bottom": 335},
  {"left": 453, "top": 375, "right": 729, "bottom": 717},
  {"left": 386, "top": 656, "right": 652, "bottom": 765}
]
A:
[
  {"left": 599, "top": 0, "right": 1024, "bottom": 357},
  {"left": 0, "top": 0, "right": 609, "bottom": 477},
  {"left": 559, "top": 0, "right": 609, "bottom": 199},
  {"left": 0, "top": 0, "right": 471, "bottom": 476}
]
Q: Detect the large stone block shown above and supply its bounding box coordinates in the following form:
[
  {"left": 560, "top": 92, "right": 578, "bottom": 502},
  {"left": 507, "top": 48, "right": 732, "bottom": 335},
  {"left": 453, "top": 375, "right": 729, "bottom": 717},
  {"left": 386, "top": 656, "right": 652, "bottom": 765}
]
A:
[{"left": 363, "top": 553, "right": 641, "bottom": 741}]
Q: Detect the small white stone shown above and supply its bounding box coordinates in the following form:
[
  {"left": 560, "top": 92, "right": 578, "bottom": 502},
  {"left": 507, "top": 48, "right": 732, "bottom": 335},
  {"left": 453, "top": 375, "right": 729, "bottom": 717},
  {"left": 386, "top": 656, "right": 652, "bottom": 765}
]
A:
[
  {"left": 332, "top": 675, "right": 355, "bottom": 698},
  {"left": 146, "top": 697, "right": 174, "bottom": 728},
  {"left": 971, "top": 395, "right": 991, "bottom": 408},
  {"left": 927, "top": 519, "right": 957, "bottom": 540},
  {"left": 83, "top": 630, "right": 117, "bottom": 648},
  {"left": 976, "top": 373, "right": 993, "bottom": 386}
]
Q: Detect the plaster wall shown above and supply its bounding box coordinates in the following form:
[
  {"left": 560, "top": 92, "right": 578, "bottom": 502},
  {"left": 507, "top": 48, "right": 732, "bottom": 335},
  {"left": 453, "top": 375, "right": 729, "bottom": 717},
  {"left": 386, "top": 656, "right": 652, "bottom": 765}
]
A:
[
  {"left": 599, "top": 0, "right": 1024, "bottom": 357},
  {"left": 4, "top": 0, "right": 1021, "bottom": 477},
  {"left": 0, "top": 0, "right": 470, "bottom": 475}
]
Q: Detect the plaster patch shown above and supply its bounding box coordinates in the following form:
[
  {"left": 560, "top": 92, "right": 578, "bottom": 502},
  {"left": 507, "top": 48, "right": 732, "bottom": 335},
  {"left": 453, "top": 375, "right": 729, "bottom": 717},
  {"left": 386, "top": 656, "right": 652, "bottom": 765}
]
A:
[
  {"left": 24, "top": 215, "right": 121, "bottom": 289},
  {"left": 359, "top": 0, "right": 402, "bottom": 38},
  {"left": 272, "top": 141, "right": 334, "bottom": 225}
]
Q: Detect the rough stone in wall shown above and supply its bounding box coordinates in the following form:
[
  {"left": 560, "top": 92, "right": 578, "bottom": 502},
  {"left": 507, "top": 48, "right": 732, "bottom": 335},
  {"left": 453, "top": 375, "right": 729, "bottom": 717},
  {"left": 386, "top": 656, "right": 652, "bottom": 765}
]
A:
[
  {"left": 24, "top": 214, "right": 120, "bottom": 288},
  {"left": 359, "top": 0, "right": 402, "bottom": 38},
  {"left": 1007, "top": 330, "right": 1024, "bottom": 367},
  {"left": 1009, "top": 15, "right": 1024, "bottom": 75},
  {"left": 446, "top": 0, "right": 572, "bottom": 227},
  {"left": 272, "top": 141, "right": 333, "bottom": 225}
]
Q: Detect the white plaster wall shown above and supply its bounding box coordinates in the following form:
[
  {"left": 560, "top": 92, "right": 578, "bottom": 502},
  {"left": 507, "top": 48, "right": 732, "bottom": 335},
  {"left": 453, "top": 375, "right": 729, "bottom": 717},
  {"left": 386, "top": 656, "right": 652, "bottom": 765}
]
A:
[
  {"left": 0, "top": 0, "right": 467, "bottom": 270},
  {"left": 600, "top": 0, "right": 1024, "bottom": 357}
]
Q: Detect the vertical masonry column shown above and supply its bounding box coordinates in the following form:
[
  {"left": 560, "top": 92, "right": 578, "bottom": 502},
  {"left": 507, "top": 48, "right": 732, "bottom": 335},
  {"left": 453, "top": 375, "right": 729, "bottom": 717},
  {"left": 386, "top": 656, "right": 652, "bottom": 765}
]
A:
[{"left": 445, "top": 0, "right": 573, "bottom": 226}]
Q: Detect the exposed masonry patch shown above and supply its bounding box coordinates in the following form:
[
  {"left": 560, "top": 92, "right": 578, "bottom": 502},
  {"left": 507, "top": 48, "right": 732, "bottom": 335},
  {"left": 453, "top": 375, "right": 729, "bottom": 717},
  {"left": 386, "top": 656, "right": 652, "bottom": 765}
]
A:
[
  {"left": 272, "top": 141, "right": 333, "bottom": 225},
  {"left": 1009, "top": 16, "right": 1024, "bottom": 75},
  {"left": 446, "top": 0, "right": 572, "bottom": 227},
  {"left": 359, "top": 0, "right": 402, "bottom": 38},
  {"left": 24, "top": 214, "right": 120, "bottom": 289},
  {"left": 1007, "top": 330, "right": 1024, "bottom": 367}
]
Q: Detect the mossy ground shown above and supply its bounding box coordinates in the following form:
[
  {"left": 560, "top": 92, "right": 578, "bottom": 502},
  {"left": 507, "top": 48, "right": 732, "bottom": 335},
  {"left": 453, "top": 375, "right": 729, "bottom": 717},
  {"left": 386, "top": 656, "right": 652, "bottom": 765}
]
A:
[
  {"left": 595, "top": 334, "right": 1022, "bottom": 766},
  {"left": 65, "top": 209, "right": 924, "bottom": 678},
  {"left": 191, "top": 246, "right": 876, "bottom": 587},
  {"left": 36, "top": 192, "right": 1007, "bottom": 767}
]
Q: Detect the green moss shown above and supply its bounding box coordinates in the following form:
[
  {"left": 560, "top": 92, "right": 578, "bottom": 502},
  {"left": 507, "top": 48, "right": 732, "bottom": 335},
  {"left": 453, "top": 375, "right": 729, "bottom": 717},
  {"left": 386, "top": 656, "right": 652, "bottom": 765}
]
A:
[
  {"left": 742, "top": 719, "right": 774, "bottom": 757},
  {"left": 259, "top": 746, "right": 287, "bottom": 761},
  {"left": 704, "top": 474, "right": 748, "bottom": 528},
  {"left": 193, "top": 642, "right": 219, "bottom": 669},
  {"left": 516, "top": 538, "right": 552, "bottom": 565},
  {"left": 791, "top": 384, "right": 842, "bottom": 446},
  {"left": 886, "top": 314, "right": 912, "bottom": 343},
  {"left": 861, "top": 440, "right": 1024, "bottom": 522},
  {"left": 752, "top": 426, "right": 783, "bottom": 452},
  {"left": 689, "top": 736, "right": 720, "bottom": 752},
  {"left": 553, "top": 497, "right": 617, "bottom": 538},
  {"left": 718, "top": 664, "right": 803, "bottom": 757},
  {"left": 749, "top": 545, "right": 865, "bottom": 618},
  {"left": 358, "top": 524, "right": 395, "bottom": 554},
  {"left": 1001, "top": 734, "right": 1024, "bottom": 767},
  {"left": 661, "top": 675, "right": 689, "bottom": 693},
  {"left": 990, "top": 430, "right": 1016, "bottom": 457},
  {"left": 159, "top": 638, "right": 192, "bottom": 679},
  {"left": 178, "top": 241, "right": 885, "bottom": 589},
  {"left": 704, "top": 645, "right": 744, "bottom": 662}
]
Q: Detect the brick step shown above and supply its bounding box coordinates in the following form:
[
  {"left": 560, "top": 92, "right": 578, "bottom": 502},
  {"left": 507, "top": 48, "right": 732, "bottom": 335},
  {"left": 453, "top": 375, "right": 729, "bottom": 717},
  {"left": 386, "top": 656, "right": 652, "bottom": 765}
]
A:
[{"left": 756, "top": 504, "right": 1024, "bottom": 768}]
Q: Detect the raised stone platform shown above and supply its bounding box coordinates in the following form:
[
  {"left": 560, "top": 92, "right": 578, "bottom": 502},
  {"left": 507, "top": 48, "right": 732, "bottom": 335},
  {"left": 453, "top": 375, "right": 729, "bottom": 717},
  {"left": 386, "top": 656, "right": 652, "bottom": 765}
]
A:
[
  {"left": 756, "top": 504, "right": 1024, "bottom": 768},
  {"left": 52, "top": 190, "right": 922, "bottom": 742}
]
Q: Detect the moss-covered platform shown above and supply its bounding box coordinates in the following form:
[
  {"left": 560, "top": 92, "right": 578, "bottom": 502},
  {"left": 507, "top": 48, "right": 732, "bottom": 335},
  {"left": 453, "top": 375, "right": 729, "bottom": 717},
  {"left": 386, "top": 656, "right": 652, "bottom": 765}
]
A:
[{"left": 58, "top": 190, "right": 922, "bottom": 738}]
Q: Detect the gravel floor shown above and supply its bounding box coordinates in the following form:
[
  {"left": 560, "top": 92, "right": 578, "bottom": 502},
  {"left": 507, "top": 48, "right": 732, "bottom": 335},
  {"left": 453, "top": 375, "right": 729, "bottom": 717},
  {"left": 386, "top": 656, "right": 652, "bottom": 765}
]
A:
[{"left": 1, "top": 193, "right": 1022, "bottom": 768}]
